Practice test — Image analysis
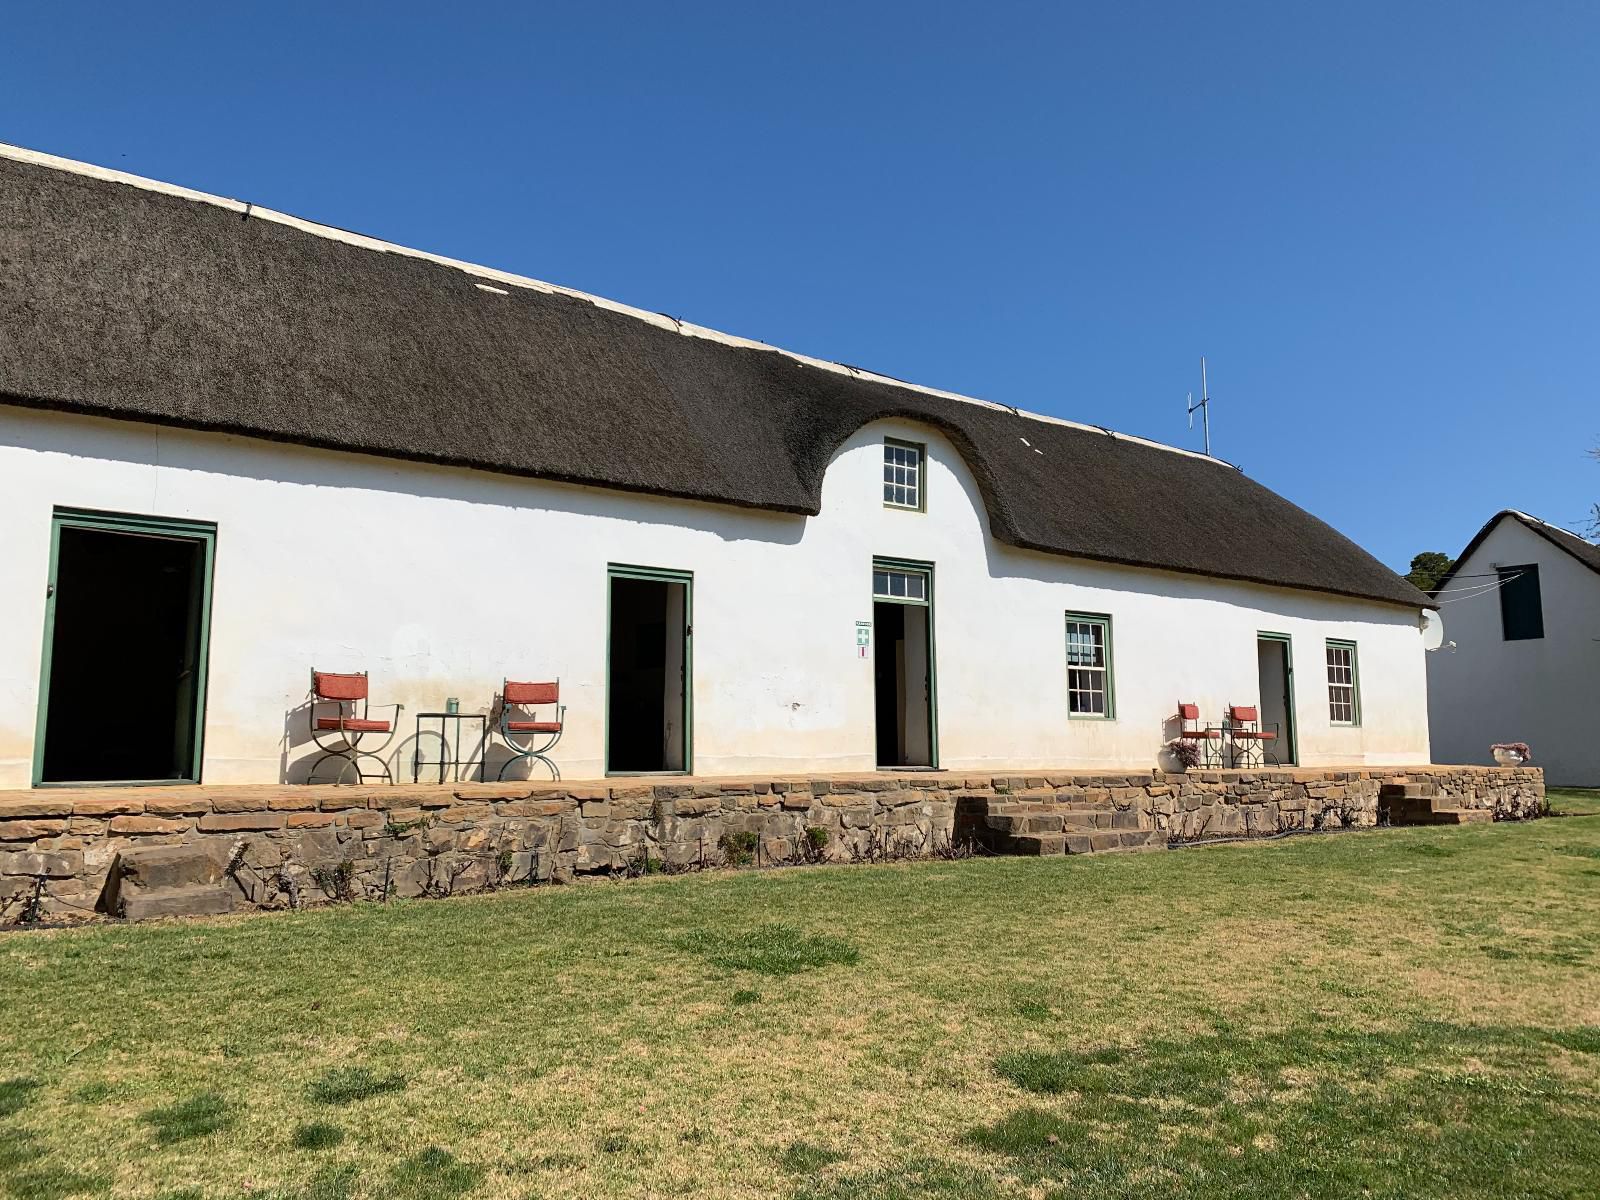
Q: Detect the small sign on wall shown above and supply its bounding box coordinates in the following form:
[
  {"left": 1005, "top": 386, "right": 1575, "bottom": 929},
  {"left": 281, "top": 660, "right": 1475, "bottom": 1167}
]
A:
[{"left": 855, "top": 621, "right": 872, "bottom": 657}]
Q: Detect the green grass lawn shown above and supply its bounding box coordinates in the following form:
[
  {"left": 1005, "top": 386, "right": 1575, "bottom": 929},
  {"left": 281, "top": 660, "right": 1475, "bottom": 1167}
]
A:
[
  {"left": 3, "top": 813, "right": 1599, "bottom": 1200},
  {"left": 1547, "top": 787, "right": 1600, "bottom": 816}
]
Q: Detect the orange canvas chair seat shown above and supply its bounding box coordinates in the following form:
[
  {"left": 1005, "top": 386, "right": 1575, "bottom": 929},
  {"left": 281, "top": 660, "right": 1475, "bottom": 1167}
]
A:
[{"left": 315, "top": 716, "right": 392, "bottom": 733}]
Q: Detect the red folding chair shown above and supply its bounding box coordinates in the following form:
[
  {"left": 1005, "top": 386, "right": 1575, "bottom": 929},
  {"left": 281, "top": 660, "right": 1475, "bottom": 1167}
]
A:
[
  {"left": 1174, "top": 701, "right": 1224, "bottom": 767},
  {"left": 307, "top": 670, "right": 402, "bottom": 784},
  {"left": 497, "top": 679, "right": 565, "bottom": 780},
  {"left": 1225, "top": 704, "right": 1280, "bottom": 768}
]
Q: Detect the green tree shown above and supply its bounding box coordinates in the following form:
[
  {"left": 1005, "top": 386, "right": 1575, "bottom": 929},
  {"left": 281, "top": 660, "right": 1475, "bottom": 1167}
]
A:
[{"left": 1405, "top": 551, "right": 1455, "bottom": 593}]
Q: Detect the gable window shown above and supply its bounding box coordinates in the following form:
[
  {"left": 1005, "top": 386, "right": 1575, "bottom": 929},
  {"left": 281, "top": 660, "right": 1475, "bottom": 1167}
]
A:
[
  {"left": 1325, "top": 640, "right": 1360, "bottom": 725},
  {"left": 1497, "top": 564, "right": 1544, "bottom": 641},
  {"left": 1065, "top": 613, "right": 1114, "bottom": 718},
  {"left": 883, "top": 439, "right": 924, "bottom": 510}
]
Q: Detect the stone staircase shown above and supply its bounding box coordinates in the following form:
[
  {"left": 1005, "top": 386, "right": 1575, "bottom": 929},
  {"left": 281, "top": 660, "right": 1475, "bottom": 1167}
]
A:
[
  {"left": 1379, "top": 781, "right": 1492, "bottom": 827},
  {"left": 955, "top": 794, "right": 1165, "bottom": 855},
  {"left": 104, "top": 843, "right": 238, "bottom": 920}
]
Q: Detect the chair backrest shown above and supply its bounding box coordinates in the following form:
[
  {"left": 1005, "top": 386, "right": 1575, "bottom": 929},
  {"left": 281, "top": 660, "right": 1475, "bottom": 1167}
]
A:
[
  {"left": 504, "top": 680, "right": 559, "bottom": 706},
  {"left": 1177, "top": 702, "right": 1200, "bottom": 722},
  {"left": 1228, "top": 705, "right": 1258, "bottom": 724},
  {"left": 313, "top": 670, "right": 369, "bottom": 702}
]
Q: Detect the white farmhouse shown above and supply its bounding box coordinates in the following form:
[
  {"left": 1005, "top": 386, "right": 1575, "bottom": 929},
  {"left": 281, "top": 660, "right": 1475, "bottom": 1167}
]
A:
[
  {"left": 1427, "top": 511, "right": 1600, "bottom": 786},
  {"left": 0, "top": 145, "right": 1436, "bottom": 789}
]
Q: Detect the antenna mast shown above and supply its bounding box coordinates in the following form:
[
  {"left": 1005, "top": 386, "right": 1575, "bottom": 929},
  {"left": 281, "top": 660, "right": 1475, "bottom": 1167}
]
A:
[{"left": 1187, "top": 356, "right": 1212, "bottom": 456}]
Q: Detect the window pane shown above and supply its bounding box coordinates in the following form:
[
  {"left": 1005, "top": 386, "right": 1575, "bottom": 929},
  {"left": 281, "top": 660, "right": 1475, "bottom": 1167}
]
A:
[
  {"left": 1326, "top": 642, "right": 1357, "bottom": 723},
  {"left": 884, "top": 441, "right": 922, "bottom": 507},
  {"left": 1498, "top": 565, "right": 1544, "bottom": 641}
]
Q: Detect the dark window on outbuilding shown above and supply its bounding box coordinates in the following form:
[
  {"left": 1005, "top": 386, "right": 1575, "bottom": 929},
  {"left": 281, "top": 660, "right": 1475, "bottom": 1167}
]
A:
[{"left": 1498, "top": 565, "right": 1543, "bottom": 641}]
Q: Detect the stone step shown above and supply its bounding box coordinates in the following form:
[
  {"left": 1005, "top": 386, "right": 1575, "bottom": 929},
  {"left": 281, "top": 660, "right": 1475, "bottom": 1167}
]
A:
[
  {"left": 117, "top": 843, "right": 231, "bottom": 891},
  {"left": 120, "top": 884, "right": 237, "bottom": 922},
  {"left": 1386, "top": 798, "right": 1492, "bottom": 826},
  {"left": 1379, "top": 782, "right": 1437, "bottom": 800}
]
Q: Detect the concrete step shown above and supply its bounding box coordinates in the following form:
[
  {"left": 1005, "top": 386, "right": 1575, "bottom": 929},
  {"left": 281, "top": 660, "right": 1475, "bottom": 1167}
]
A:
[
  {"left": 1433, "top": 808, "right": 1492, "bottom": 825},
  {"left": 120, "top": 884, "right": 237, "bottom": 921}
]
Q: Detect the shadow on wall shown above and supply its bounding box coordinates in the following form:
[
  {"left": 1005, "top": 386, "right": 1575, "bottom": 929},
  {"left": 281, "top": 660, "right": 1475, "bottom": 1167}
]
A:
[
  {"left": 279, "top": 694, "right": 558, "bottom": 784},
  {"left": 7, "top": 411, "right": 809, "bottom": 550}
]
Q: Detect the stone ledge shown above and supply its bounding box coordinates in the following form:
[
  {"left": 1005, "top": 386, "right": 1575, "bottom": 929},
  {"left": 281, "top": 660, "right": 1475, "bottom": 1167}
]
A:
[{"left": 0, "top": 765, "right": 1545, "bottom": 924}]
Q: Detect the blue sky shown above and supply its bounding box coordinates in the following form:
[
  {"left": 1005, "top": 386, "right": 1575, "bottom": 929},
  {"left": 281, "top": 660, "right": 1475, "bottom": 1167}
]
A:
[{"left": 5, "top": 2, "right": 1596, "bottom": 571}]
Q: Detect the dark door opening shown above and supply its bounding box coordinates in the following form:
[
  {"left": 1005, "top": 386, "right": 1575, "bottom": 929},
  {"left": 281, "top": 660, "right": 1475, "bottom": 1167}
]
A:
[
  {"left": 607, "top": 571, "right": 690, "bottom": 773},
  {"left": 1256, "top": 635, "right": 1297, "bottom": 766},
  {"left": 873, "top": 594, "right": 933, "bottom": 768},
  {"left": 39, "top": 522, "right": 212, "bottom": 784}
]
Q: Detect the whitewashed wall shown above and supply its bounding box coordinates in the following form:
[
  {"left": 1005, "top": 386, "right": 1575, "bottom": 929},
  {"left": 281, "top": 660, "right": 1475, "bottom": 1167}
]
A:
[
  {"left": 1427, "top": 518, "right": 1600, "bottom": 785},
  {"left": 0, "top": 407, "right": 1431, "bottom": 787}
]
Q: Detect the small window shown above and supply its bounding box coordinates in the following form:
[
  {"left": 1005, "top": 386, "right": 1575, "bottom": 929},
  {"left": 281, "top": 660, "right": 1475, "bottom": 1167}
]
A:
[
  {"left": 1497, "top": 564, "right": 1544, "bottom": 641},
  {"left": 1325, "top": 640, "right": 1360, "bottom": 725},
  {"left": 883, "top": 439, "right": 924, "bottom": 509},
  {"left": 1065, "top": 613, "right": 1114, "bottom": 718},
  {"left": 873, "top": 566, "right": 927, "bottom": 602}
]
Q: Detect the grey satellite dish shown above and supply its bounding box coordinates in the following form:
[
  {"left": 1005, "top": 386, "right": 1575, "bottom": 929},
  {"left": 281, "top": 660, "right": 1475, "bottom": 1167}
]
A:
[{"left": 1421, "top": 608, "right": 1446, "bottom": 651}]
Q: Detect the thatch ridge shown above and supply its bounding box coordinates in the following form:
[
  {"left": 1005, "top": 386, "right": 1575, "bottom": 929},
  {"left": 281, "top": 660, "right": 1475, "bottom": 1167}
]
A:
[{"left": 0, "top": 150, "right": 1429, "bottom": 610}]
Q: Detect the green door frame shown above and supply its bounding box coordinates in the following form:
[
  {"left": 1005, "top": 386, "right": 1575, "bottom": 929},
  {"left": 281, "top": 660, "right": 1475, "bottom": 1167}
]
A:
[
  {"left": 1256, "top": 631, "right": 1298, "bottom": 767},
  {"left": 33, "top": 507, "right": 218, "bottom": 788},
  {"left": 605, "top": 563, "right": 694, "bottom": 776},
  {"left": 871, "top": 556, "right": 938, "bottom": 770}
]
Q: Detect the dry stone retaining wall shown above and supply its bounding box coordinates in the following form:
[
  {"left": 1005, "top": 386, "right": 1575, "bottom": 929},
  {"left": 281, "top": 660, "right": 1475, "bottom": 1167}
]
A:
[{"left": 0, "top": 765, "right": 1544, "bottom": 922}]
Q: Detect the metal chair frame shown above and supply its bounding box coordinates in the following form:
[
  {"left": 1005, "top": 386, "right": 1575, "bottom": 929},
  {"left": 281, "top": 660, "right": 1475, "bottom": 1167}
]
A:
[
  {"left": 1173, "top": 702, "right": 1225, "bottom": 768},
  {"left": 497, "top": 678, "right": 566, "bottom": 781},
  {"left": 1224, "top": 704, "right": 1281, "bottom": 769},
  {"left": 307, "top": 669, "right": 403, "bottom": 784}
]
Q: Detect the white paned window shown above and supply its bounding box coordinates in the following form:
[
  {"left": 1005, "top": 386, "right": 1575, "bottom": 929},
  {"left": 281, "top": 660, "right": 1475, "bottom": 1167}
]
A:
[
  {"left": 1326, "top": 640, "right": 1359, "bottom": 725},
  {"left": 1065, "top": 614, "right": 1113, "bottom": 718},
  {"left": 883, "top": 439, "right": 923, "bottom": 509},
  {"left": 873, "top": 567, "right": 927, "bottom": 602}
]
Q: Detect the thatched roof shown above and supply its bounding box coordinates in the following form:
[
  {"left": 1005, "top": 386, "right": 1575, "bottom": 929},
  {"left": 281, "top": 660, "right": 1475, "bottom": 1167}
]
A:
[
  {"left": 1435, "top": 511, "right": 1600, "bottom": 592},
  {"left": 0, "top": 146, "right": 1430, "bottom": 609}
]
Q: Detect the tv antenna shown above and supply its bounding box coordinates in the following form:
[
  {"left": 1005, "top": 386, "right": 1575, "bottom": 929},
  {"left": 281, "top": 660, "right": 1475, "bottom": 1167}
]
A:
[{"left": 1186, "top": 357, "right": 1212, "bottom": 457}]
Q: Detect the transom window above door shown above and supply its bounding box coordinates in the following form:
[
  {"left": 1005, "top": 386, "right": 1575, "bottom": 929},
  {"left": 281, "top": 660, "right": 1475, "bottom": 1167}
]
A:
[
  {"left": 883, "top": 439, "right": 924, "bottom": 509},
  {"left": 873, "top": 566, "right": 927, "bottom": 602}
]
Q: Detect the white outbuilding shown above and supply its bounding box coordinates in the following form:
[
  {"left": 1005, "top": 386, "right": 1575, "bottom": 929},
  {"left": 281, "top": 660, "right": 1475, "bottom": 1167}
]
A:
[
  {"left": 0, "top": 144, "right": 1436, "bottom": 789},
  {"left": 1427, "top": 511, "right": 1600, "bottom": 786}
]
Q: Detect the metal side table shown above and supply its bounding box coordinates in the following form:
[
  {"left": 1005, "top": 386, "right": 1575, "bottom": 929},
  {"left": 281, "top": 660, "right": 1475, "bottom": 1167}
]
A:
[{"left": 412, "top": 711, "right": 487, "bottom": 783}]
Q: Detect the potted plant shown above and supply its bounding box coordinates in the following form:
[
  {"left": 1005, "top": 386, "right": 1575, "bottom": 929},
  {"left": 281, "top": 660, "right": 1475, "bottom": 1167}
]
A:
[
  {"left": 1163, "top": 738, "right": 1201, "bottom": 773},
  {"left": 1490, "top": 742, "right": 1532, "bottom": 767}
]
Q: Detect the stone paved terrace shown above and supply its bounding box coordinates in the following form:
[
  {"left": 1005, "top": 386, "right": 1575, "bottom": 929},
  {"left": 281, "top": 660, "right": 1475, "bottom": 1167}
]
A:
[{"left": 0, "top": 764, "right": 1545, "bottom": 922}]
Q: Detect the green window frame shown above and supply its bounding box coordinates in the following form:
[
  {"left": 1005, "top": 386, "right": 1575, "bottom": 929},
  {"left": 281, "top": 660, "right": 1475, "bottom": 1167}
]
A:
[
  {"left": 33, "top": 507, "right": 218, "bottom": 787},
  {"left": 1325, "top": 639, "right": 1360, "bottom": 726},
  {"left": 883, "top": 438, "right": 926, "bottom": 511},
  {"left": 1065, "top": 612, "right": 1115, "bottom": 719}
]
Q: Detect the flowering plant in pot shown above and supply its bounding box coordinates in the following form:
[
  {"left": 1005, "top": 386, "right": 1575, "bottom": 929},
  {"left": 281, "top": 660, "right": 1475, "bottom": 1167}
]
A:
[
  {"left": 1490, "top": 742, "right": 1532, "bottom": 767},
  {"left": 1165, "top": 738, "right": 1202, "bottom": 772}
]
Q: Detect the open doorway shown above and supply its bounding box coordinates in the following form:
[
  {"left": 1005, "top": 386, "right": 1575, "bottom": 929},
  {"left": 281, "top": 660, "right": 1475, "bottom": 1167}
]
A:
[
  {"left": 1256, "top": 633, "right": 1297, "bottom": 766},
  {"left": 872, "top": 560, "right": 936, "bottom": 768},
  {"left": 606, "top": 566, "right": 691, "bottom": 774},
  {"left": 36, "top": 510, "right": 216, "bottom": 785}
]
